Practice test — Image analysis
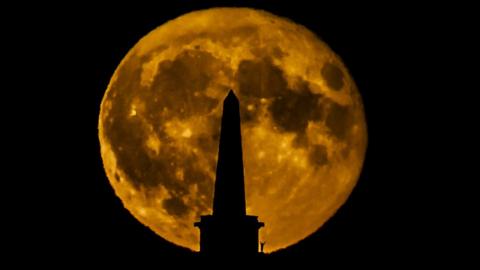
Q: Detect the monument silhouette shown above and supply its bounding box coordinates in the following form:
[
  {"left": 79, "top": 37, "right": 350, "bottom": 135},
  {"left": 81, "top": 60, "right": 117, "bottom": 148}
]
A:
[{"left": 194, "top": 90, "right": 264, "bottom": 256}]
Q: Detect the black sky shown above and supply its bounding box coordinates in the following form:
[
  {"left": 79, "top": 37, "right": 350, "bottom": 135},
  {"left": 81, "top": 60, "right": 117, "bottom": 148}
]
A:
[{"left": 7, "top": 0, "right": 469, "bottom": 266}]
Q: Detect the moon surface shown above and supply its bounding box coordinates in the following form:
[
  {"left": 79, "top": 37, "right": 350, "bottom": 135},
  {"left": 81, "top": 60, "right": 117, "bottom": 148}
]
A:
[{"left": 99, "top": 8, "right": 367, "bottom": 253}]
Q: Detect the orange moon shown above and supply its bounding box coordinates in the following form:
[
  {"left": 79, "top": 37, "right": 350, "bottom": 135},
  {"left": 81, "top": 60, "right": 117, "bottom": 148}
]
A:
[{"left": 99, "top": 8, "right": 367, "bottom": 253}]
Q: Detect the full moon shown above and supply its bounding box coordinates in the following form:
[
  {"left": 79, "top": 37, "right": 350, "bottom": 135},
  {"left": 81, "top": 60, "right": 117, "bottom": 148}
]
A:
[{"left": 99, "top": 8, "right": 367, "bottom": 253}]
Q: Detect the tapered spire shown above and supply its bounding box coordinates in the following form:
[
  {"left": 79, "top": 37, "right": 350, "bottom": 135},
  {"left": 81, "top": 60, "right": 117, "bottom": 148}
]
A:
[
  {"left": 213, "top": 90, "right": 246, "bottom": 217},
  {"left": 194, "top": 89, "right": 263, "bottom": 256}
]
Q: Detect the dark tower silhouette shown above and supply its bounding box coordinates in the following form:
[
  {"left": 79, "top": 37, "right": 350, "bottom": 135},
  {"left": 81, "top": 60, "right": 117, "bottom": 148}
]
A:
[{"left": 195, "top": 90, "right": 264, "bottom": 256}]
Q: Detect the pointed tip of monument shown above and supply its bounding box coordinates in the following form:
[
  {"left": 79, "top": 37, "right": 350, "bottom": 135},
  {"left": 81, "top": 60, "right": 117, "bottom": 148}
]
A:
[{"left": 225, "top": 89, "right": 238, "bottom": 102}]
